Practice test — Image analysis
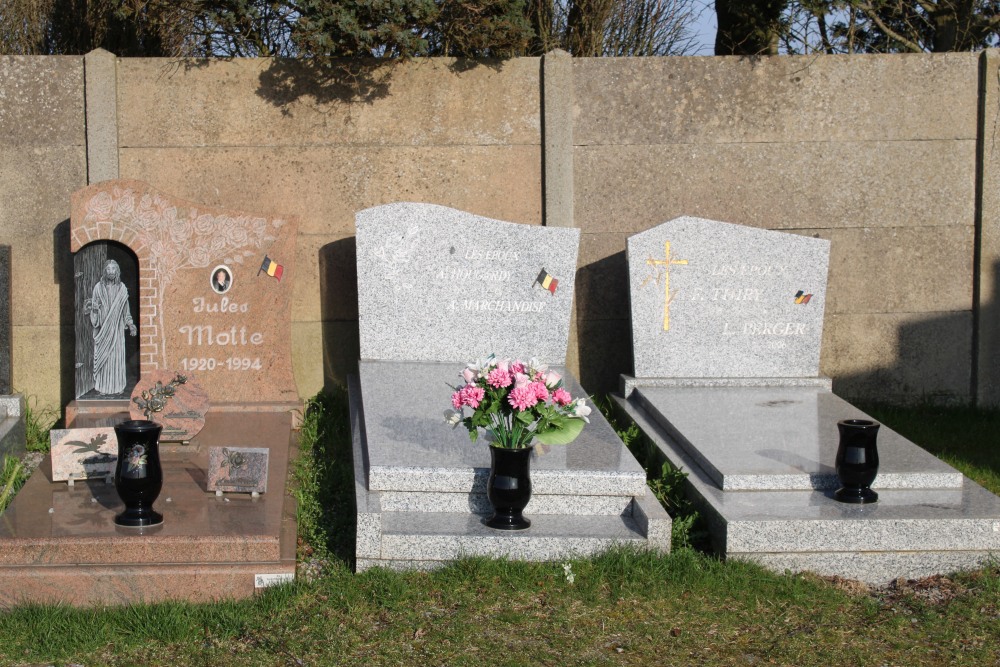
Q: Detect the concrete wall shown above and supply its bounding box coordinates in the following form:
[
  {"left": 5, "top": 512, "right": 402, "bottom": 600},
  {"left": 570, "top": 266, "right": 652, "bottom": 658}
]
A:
[
  {"left": 2, "top": 50, "right": 997, "bottom": 411},
  {"left": 0, "top": 56, "right": 87, "bottom": 410}
]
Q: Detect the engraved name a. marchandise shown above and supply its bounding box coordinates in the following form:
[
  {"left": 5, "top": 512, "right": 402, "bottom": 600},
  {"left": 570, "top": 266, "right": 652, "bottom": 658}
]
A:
[{"left": 450, "top": 300, "right": 545, "bottom": 313}]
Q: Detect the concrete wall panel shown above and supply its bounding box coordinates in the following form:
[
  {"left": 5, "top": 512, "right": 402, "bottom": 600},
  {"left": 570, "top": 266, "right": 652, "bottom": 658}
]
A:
[
  {"left": 118, "top": 58, "right": 541, "bottom": 148},
  {"left": 0, "top": 57, "right": 85, "bottom": 147},
  {"left": 574, "top": 54, "right": 978, "bottom": 145},
  {"left": 574, "top": 141, "right": 975, "bottom": 235},
  {"left": 822, "top": 312, "right": 972, "bottom": 404}
]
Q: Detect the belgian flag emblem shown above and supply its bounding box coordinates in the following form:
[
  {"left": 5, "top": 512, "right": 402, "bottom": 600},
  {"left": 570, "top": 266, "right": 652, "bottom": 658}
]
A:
[
  {"left": 258, "top": 255, "right": 284, "bottom": 281},
  {"left": 535, "top": 269, "right": 559, "bottom": 295},
  {"left": 794, "top": 290, "right": 812, "bottom": 304}
]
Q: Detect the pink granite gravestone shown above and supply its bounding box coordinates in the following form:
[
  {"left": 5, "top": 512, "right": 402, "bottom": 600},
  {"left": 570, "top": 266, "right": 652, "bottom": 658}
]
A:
[{"left": 70, "top": 180, "right": 298, "bottom": 410}]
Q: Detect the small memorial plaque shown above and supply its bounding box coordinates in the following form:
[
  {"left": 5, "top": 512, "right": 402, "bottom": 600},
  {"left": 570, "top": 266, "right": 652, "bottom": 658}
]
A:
[
  {"left": 50, "top": 428, "right": 118, "bottom": 482},
  {"left": 356, "top": 203, "right": 580, "bottom": 365},
  {"left": 207, "top": 446, "right": 269, "bottom": 494},
  {"left": 628, "top": 216, "right": 830, "bottom": 378},
  {"left": 129, "top": 370, "right": 209, "bottom": 442}
]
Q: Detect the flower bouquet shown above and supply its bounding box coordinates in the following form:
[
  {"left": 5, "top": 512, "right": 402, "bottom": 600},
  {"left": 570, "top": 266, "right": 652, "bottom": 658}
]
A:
[
  {"left": 447, "top": 355, "right": 591, "bottom": 530},
  {"left": 447, "top": 355, "right": 591, "bottom": 449}
]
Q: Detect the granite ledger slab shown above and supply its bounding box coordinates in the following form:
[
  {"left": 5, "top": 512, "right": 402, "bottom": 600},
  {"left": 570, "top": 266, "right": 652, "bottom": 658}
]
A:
[
  {"left": 633, "top": 386, "right": 963, "bottom": 491},
  {"left": 359, "top": 360, "right": 647, "bottom": 497},
  {"left": 627, "top": 216, "right": 829, "bottom": 379},
  {"left": 356, "top": 204, "right": 580, "bottom": 365}
]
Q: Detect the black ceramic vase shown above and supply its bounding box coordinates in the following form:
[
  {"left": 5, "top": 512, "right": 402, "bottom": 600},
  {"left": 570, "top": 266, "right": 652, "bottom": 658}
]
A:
[
  {"left": 486, "top": 445, "right": 533, "bottom": 530},
  {"left": 113, "top": 419, "right": 164, "bottom": 527},
  {"left": 834, "top": 419, "right": 880, "bottom": 504}
]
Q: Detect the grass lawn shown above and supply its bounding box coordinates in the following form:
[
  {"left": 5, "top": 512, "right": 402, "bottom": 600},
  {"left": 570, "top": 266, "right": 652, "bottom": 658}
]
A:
[{"left": 0, "top": 391, "right": 997, "bottom": 666}]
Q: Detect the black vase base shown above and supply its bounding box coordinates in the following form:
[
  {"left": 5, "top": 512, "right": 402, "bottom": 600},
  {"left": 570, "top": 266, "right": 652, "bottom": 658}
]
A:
[
  {"left": 834, "top": 487, "right": 879, "bottom": 504},
  {"left": 486, "top": 513, "right": 531, "bottom": 530},
  {"left": 114, "top": 508, "right": 164, "bottom": 527}
]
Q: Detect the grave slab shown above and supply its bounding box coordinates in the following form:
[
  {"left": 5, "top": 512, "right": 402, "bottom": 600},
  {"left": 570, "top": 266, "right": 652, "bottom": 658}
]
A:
[
  {"left": 352, "top": 204, "right": 669, "bottom": 569},
  {"left": 619, "top": 216, "right": 1000, "bottom": 583},
  {"left": 626, "top": 216, "right": 829, "bottom": 381},
  {"left": 0, "top": 412, "right": 297, "bottom": 606},
  {"left": 617, "top": 393, "right": 1000, "bottom": 583},
  {"left": 633, "top": 386, "right": 963, "bottom": 491}
]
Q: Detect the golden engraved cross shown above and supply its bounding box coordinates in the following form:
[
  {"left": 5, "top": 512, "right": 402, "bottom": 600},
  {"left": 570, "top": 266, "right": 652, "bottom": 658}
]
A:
[{"left": 644, "top": 241, "right": 688, "bottom": 331}]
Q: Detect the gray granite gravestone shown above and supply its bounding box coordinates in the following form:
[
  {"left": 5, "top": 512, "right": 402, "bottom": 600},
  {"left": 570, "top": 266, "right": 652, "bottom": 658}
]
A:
[
  {"left": 0, "top": 245, "right": 11, "bottom": 395},
  {"left": 627, "top": 216, "right": 829, "bottom": 379},
  {"left": 356, "top": 203, "right": 579, "bottom": 364},
  {"left": 351, "top": 203, "right": 670, "bottom": 570},
  {"left": 0, "top": 245, "right": 25, "bottom": 458},
  {"left": 617, "top": 216, "right": 1000, "bottom": 584}
]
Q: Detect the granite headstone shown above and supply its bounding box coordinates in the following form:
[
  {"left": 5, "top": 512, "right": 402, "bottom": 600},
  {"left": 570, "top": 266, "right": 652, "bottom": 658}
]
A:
[
  {"left": 0, "top": 245, "right": 11, "bottom": 395},
  {"left": 356, "top": 203, "right": 580, "bottom": 365},
  {"left": 70, "top": 181, "right": 299, "bottom": 405},
  {"left": 627, "top": 216, "right": 830, "bottom": 379}
]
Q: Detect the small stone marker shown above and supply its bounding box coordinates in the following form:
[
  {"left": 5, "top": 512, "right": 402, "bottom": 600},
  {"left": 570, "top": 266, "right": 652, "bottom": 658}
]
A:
[
  {"left": 129, "top": 370, "right": 208, "bottom": 442},
  {"left": 627, "top": 216, "right": 830, "bottom": 378},
  {"left": 356, "top": 203, "right": 580, "bottom": 365},
  {"left": 50, "top": 428, "right": 118, "bottom": 482},
  {"left": 0, "top": 245, "right": 11, "bottom": 395},
  {"left": 70, "top": 180, "right": 299, "bottom": 405},
  {"left": 207, "top": 447, "right": 269, "bottom": 494}
]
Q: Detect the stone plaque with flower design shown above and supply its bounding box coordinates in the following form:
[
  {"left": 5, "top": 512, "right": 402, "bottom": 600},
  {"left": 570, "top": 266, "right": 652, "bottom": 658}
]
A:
[
  {"left": 70, "top": 180, "right": 299, "bottom": 405},
  {"left": 129, "top": 370, "right": 209, "bottom": 442},
  {"left": 207, "top": 446, "right": 269, "bottom": 494},
  {"left": 50, "top": 427, "right": 118, "bottom": 482}
]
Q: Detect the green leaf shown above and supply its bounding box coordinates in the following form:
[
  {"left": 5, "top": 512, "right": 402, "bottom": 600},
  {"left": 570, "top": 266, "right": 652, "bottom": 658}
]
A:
[
  {"left": 535, "top": 418, "right": 585, "bottom": 446},
  {"left": 515, "top": 410, "right": 533, "bottom": 424}
]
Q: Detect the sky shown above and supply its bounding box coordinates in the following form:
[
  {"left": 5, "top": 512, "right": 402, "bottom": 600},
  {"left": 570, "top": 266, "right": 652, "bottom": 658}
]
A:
[{"left": 687, "top": 0, "right": 717, "bottom": 55}]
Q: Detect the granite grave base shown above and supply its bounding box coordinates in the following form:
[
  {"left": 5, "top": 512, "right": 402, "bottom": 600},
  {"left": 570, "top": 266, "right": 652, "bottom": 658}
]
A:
[
  {"left": 616, "top": 383, "right": 1000, "bottom": 584},
  {"left": 351, "top": 362, "right": 671, "bottom": 571},
  {"left": 0, "top": 411, "right": 298, "bottom": 607},
  {"left": 0, "top": 394, "right": 25, "bottom": 460}
]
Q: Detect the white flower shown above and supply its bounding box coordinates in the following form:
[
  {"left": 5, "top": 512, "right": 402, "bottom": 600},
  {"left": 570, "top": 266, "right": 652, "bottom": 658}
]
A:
[
  {"left": 563, "top": 563, "right": 575, "bottom": 584},
  {"left": 542, "top": 370, "right": 561, "bottom": 389},
  {"left": 572, "top": 399, "right": 592, "bottom": 423}
]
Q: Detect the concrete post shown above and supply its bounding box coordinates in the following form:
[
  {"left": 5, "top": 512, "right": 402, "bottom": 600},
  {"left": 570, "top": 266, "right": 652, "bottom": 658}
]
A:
[
  {"left": 976, "top": 49, "right": 1000, "bottom": 407},
  {"left": 84, "top": 49, "right": 119, "bottom": 184},
  {"left": 542, "top": 50, "right": 574, "bottom": 229}
]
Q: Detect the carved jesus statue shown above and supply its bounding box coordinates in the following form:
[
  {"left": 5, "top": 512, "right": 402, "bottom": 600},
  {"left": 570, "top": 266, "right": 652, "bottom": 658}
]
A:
[{"left": 84, "top": 259, "right": 137, "bottom": 395}]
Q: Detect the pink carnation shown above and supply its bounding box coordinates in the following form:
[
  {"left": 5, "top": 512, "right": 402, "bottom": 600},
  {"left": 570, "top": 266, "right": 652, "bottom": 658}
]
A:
[
  {"left": 487, "top": 367, "right": 512, "bottom": 388},
  {"left": 451, "top": 390, "right": 463, "bottom": 410},
  {"left": 508, "top": 384, "right": 538, "bottom": 410},
  {"left": 552, "top": 387, "right": 573, "bottom": 406},
  {"left": 510, "top": 360, "right": 526, "bottom": 375},
  {"left": 532, "top": 381, "right": 549, "bottom": 402},
  {"left": 460, "top": 384, "right": 485, "bottom": 409}
]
